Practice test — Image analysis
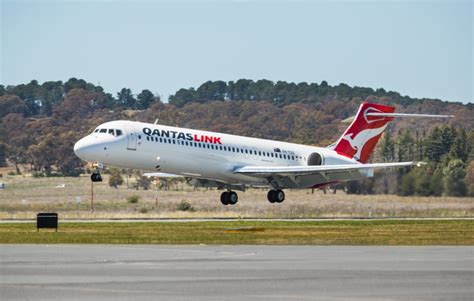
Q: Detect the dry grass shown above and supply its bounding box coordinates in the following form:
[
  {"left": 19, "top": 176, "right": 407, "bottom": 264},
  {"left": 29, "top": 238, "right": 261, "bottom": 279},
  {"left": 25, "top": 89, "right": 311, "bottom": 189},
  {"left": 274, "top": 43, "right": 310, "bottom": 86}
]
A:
[{"left": 0, "top": 174, "right": 473, "bottom": 219}]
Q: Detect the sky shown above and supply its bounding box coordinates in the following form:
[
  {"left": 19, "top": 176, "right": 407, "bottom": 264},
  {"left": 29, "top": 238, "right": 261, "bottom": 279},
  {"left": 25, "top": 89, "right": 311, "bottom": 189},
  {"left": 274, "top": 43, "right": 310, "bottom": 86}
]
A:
[{"left": 1, "top": 0, "right": 472, "bottom": 103}]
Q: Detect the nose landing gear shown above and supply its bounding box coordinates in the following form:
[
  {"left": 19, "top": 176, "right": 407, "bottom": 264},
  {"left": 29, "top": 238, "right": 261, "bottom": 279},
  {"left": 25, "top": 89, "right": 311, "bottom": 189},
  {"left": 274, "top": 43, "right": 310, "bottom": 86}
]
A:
[
  {"left": 267, "top": 189, "right": 285, "bottom": 203},
  {"left": 91, "top": 171, "right": 102, "bottom": 182},
  {"left": 220, "top": 191, "right": 238, "bottom": 205},
  {"left": 90, "top": 162, "right": 104, "bottom": 182}
]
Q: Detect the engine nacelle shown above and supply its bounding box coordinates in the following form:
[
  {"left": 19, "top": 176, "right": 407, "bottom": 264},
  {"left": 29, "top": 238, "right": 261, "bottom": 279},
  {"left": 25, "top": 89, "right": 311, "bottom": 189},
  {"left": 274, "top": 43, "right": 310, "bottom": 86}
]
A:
[{"left": 307, "top": 152, "right": 324, "bottom": 166}]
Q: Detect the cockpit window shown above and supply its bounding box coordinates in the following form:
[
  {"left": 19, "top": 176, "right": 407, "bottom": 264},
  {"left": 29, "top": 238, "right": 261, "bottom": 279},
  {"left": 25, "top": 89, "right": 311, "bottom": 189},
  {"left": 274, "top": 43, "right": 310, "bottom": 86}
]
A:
[
  {"left": 108, "top": 129, "right": 115, "bottom": 135},
  {"left": 99, "top": 129, "right": 107, "bottom": 133},
  {"left": 116, "top": 129, "right": 122, "bottom": 136},
  {"left": 94, "top": 129, "right": 99, "bottom": 133}
]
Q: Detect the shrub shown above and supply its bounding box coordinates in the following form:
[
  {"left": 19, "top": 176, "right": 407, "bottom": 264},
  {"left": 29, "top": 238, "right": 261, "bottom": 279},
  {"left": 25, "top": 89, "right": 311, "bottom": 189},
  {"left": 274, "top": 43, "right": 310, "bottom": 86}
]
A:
[
  {"left": 177, "top": 200, "right": 194, "bottom": 212},
  {"left": 127, "top": 195, "right": 140, "bottom": 203},
  {"left": 109, "top": 168, "right": 124, "bottom": 188},
  {"left": 139, "top": 207, "right": 148, "bottom": 214}
]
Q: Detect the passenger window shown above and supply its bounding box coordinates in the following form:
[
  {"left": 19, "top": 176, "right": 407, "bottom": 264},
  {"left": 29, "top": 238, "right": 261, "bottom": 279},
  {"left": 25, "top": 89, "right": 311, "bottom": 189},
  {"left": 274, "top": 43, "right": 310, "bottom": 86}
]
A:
[
  {"left": 245, "top": 150, "right": 248, "bottom": 154},
  {"left": 99, "top": 129, "right": 107, "bottom": 133},
  {"left": 146, "top": 136, "right": 150, "bottom": 141},
  {"left": 220, "top": 146, "right": 223, "bottom": 150},
  {"left": 232, "top": 147, "right": 235, "bottom": 152},
  {"left": 224, "top": 146, "right": 227, "bottom": 151},
  {"left": 258, "top": 151, "right": 261, "bottom": 156},
  {"left": 211, "top": 145, "right": 214, "bottom": 149},
  {"left": 160, "top": 138, "right": 163, "bottom": 143}
]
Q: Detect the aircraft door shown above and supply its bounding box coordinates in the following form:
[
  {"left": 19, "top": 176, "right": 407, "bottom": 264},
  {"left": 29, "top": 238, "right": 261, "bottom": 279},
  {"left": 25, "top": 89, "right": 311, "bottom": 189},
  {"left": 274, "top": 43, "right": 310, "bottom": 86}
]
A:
[{"left": 124, "top": 125, "right": 137, "bottom": 151}]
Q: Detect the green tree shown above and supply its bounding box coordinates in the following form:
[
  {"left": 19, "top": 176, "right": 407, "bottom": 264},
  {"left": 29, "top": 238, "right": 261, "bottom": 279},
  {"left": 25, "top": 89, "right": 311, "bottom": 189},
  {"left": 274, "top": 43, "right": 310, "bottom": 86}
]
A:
[
  {"left": 442, "top": 159, "right": 467, "bottom": 196},
  {"left": 108, "top": 168, "right": 124, "bottom": 188},
  {"left": 397, "top": 170, "right": 415, "bottom": 196},
  {"left": 423, "top": 127, "right": 444, "bottom": 162},
  {"left": 449, "top": 128, "right": 469, "bottom": 162},
  {"left": 465, "top": 161, "right": 474, "bottom": 196},
  {"left": 379, "top": 131, "right": 395, "bottom": 162},
  {"left": 136, "top": 89, "right": 158, "bottom": 110},
  {"left": 430, "top": 167, "right": 444, "bottom": 196},
  {"left": 413, "top": 168, "right": 433, "bottom": 196},
  {"left": 117, "top": 88, "right": 136, "bottom": 109}
]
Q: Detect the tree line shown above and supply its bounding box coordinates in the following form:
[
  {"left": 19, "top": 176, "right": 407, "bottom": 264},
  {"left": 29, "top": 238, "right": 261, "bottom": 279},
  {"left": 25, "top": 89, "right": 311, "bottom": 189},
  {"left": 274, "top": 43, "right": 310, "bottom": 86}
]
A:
[
  {"left": 346, "top": 126, "right": 474, "bottom": 196},
  {"left": 0, "top": 78, "right": 472, "bottom": 195}
]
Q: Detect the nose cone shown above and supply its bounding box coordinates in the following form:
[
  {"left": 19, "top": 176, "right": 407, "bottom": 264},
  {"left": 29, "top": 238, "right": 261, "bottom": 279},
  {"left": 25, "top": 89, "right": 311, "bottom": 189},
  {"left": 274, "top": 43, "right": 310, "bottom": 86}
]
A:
[{"left": 74, "top": 137, "right": 97, "bottom": 161}]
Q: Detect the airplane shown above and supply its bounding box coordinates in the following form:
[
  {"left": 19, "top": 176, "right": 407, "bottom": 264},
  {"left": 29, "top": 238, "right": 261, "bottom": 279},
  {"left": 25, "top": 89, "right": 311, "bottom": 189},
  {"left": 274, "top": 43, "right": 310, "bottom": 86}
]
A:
[{"left": 74, "top": 102, "right": 452, "bottom": 205}]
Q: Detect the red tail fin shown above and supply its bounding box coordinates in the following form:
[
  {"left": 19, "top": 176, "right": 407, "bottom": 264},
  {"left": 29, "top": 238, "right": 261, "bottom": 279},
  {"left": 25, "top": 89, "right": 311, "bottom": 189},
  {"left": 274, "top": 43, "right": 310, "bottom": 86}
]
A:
[{"left": 331, "top": 102, "right": 395, "bottom": 163}]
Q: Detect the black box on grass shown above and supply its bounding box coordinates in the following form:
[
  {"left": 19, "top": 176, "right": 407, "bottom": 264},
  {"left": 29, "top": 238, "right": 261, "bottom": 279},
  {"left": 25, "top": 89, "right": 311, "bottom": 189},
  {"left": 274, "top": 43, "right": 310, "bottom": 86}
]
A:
[{"left": 37, "top": 213, "right": 58, "bottom": 232}]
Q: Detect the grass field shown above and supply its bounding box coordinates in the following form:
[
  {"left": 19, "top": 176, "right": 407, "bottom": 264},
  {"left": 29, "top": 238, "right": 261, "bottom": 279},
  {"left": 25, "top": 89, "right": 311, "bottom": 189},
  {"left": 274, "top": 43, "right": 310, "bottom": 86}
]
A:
[
  {"left": 0, "top": 220, "right": 472, "bottom": 245},
  {"left": 0, "top": 174, "right": 473, "bottom": 219}
]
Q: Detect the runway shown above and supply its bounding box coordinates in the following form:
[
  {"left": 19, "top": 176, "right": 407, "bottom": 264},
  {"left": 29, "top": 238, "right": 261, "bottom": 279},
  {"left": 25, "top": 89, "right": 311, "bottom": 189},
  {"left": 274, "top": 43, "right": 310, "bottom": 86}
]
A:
[{"left": 1, "top": 245, "right": 472, "bottom": 300}]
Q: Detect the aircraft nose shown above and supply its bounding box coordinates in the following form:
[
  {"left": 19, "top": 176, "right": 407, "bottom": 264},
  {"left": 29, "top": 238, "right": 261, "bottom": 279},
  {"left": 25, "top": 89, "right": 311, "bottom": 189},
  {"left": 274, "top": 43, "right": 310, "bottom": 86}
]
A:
[{"left": 74, "top": 137, "right": 97, "bottom": 161}]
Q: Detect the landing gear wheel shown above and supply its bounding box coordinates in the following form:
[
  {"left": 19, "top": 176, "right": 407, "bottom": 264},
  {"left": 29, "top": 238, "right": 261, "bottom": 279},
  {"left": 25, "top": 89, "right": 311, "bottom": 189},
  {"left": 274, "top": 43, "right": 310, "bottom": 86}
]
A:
[
  {"left": 91, "top": 171, "right": 102, "bottom": 182},
  {"left": 275, "top": 190, "right": 285, "bottom": 203},
  {"left": 220, "top": 192, "right": 230, "bottom": 205},
  {"left": 267, "top": 189, "right": 285, "bottom": 203},
  {"left": 220, "top": 191, "right": 238, "bottom": 205},
  {"left": 228, "top": 191, "right": 238, "bottom": 205},
  {"left": 267, "top": 190, "right": 277, "bottom": 203}
]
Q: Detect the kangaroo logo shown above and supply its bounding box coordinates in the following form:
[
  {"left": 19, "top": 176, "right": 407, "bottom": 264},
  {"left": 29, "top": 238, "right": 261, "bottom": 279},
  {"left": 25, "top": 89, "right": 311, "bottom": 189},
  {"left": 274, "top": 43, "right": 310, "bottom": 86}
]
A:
[{"left": 342, "top": 125, "right": 387, "bottom": 160}]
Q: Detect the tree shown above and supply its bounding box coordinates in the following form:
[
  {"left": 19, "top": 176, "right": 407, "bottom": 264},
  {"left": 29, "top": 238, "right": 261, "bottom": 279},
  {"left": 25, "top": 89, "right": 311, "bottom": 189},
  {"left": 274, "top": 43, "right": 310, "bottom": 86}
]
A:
[
  {"left": 443, "top": 159, "right": 467, "bottom": 196},
  {"left": 117, "top": 88, "right": 136, "bottom": 109},
  {"left": 136, "top": 175, "right": 152, "bottom": 190},
  {"left": 397, "top": 170, "right": 415, "bottom": 196},
  {"left": 0, "top": 95, "right": 27, "bottom": 118},
  {"left": 379, "top": 131, "right": 395, "bottom": 162},
  {"left": 0, "top": 142, "right": 6, "bottom": 167},
  {"left": 413, "top": 168, "right": 433, "bottom": 196},
  {"left": 449, "top": 128, "right": 469, "bottom": 162},
  {"left": 108, "top": 168, "right": 124, "bottom": 188},
  {"left": 136, "top": 89, "right": 158, "bottom": 110},
  {"left": 465, "top": 161, "right": 474, "bottom": 196}
]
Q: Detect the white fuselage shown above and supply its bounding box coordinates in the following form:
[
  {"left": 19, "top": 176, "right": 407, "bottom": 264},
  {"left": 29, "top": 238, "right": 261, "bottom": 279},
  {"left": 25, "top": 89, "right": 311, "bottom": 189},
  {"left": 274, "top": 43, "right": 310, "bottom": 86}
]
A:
[{"left": 74, "top": 120, "right": 367, "bottom": 189}]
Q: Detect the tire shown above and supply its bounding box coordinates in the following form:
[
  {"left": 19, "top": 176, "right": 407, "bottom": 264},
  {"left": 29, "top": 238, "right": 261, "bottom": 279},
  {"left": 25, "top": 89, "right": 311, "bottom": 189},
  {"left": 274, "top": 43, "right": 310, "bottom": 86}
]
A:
[
  {"left": 276, "top": 190, "right": 285, "bottom": 203},
  {"left": 220, "top": 192, "right": 230, "bottom": 205},
  {"left": 267, "top": 190, "right": 276, "bottom": 203},
  {"left": 229, "top": 191, "right": 238, "bottom": 205}
]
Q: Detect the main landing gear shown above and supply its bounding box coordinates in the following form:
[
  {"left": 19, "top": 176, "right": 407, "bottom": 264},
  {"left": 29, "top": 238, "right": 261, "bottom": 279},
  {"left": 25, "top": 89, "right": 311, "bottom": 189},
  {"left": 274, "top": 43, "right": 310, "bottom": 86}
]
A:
[
  {"left": 267, "top": 189, "right": 285, "bottom": 203},
  {"left": 220, "top": 191, "right": 238, "bottom": 205}
]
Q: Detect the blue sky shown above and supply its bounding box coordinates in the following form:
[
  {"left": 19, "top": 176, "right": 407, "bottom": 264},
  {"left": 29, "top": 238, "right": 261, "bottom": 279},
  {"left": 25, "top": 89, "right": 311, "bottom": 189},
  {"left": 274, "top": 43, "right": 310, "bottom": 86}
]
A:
[{"left": 1, "top": 0, "right": 472, "bottom": 103}]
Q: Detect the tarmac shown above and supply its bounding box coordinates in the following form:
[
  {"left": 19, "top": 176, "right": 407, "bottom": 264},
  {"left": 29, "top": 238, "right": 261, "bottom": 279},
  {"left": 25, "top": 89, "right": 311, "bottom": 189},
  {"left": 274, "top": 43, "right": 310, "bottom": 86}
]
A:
[{"left": 1, "top": 245, "right": 472, "bottom": 300}]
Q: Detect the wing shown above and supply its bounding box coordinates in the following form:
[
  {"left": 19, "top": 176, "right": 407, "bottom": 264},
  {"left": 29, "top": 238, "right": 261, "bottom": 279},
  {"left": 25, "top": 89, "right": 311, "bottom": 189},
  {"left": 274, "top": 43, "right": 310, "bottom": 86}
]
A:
[
  {"left": 234, "top": 161, "right": 424, "bottom": 176},
  {"left": 143, "top": 172, "right": 183, "bottom": 178}
]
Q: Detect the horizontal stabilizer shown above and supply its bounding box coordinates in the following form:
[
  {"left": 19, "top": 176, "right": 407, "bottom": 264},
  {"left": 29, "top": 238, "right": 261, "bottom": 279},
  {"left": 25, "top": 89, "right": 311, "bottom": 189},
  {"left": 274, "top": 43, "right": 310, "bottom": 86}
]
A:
[
  {"left": 367, "top": 112, "right": 455, "bottom": 118},
  {"left": 342, "top": 112, "right": 454, "bottom": 123}
]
